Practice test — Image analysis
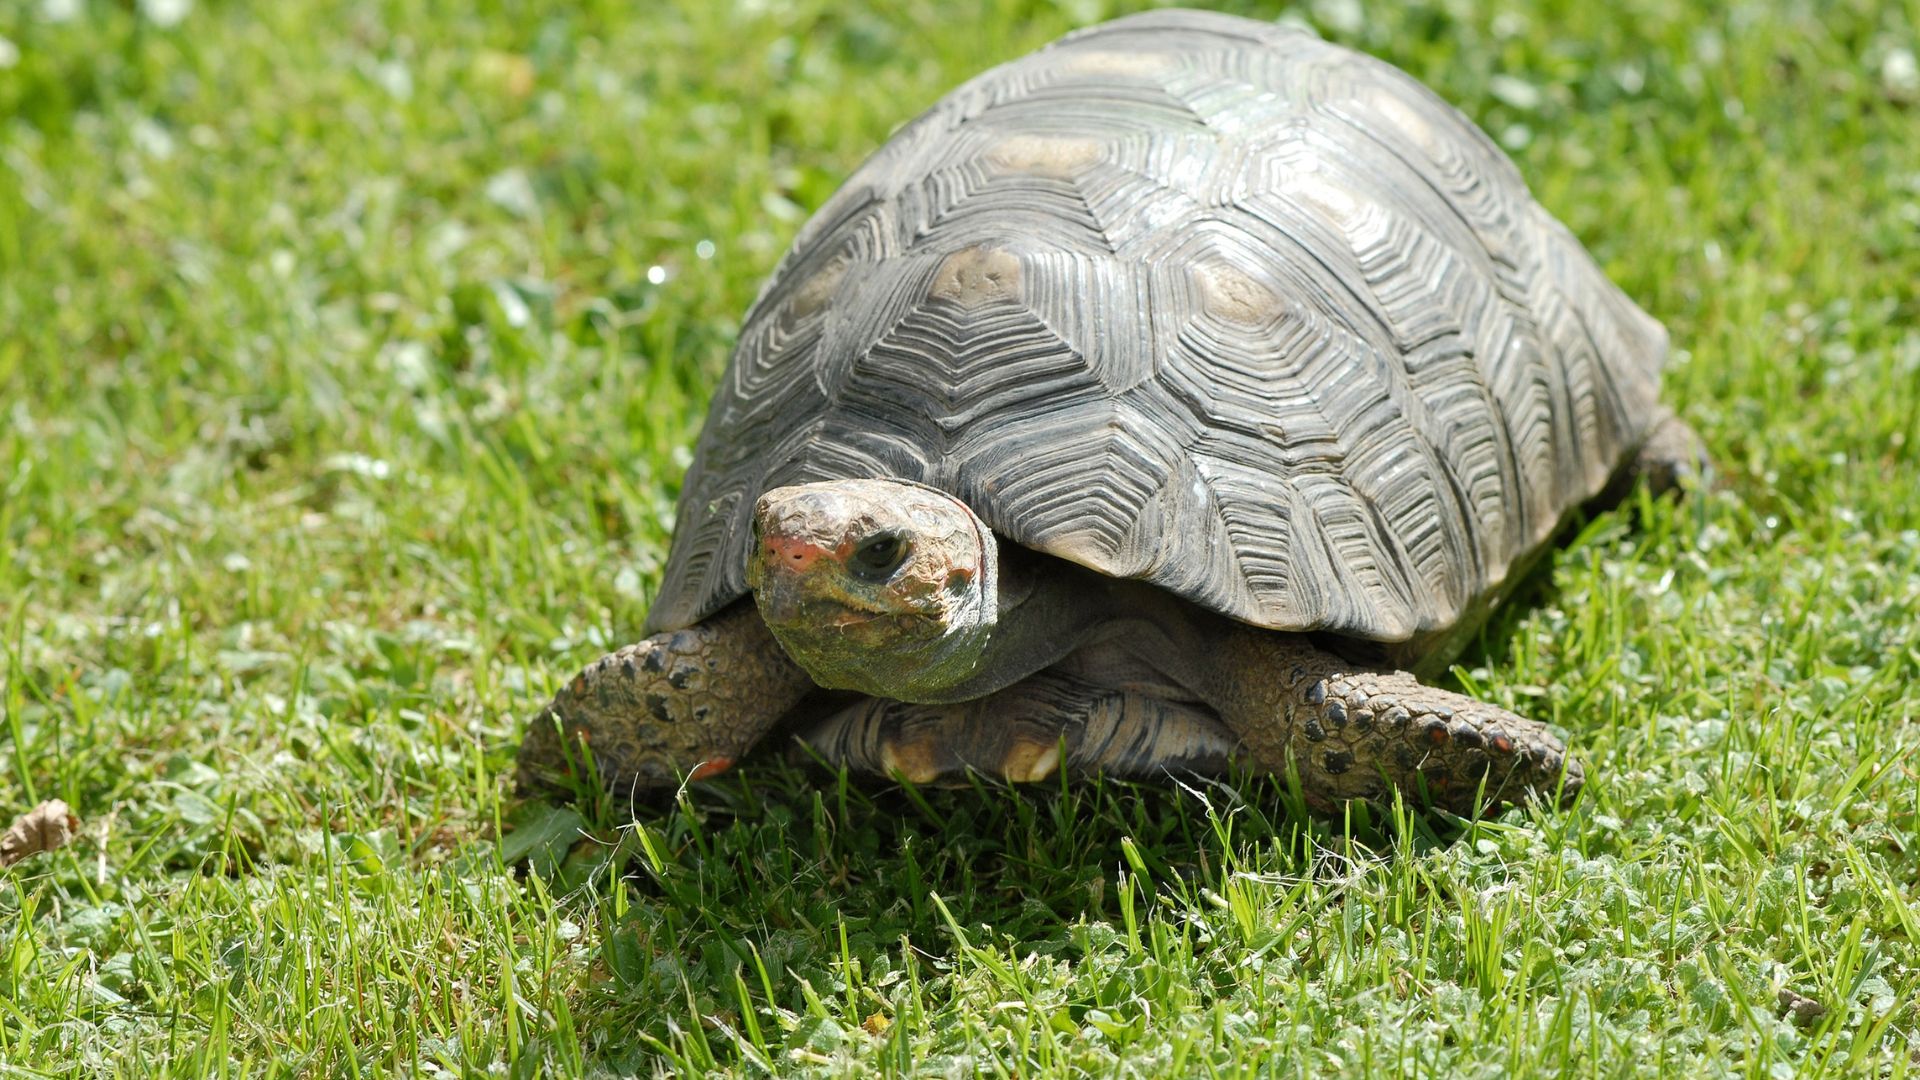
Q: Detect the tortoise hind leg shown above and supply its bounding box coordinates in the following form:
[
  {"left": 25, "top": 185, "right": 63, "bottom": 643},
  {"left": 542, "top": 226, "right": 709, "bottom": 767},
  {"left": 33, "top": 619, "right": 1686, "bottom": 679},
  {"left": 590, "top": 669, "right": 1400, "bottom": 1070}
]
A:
[
  {"left": 796, "top": 670, "right": 1237, "bottom": 786},
  {"left": 1605, "top": 405, "right": 1714, "bottom": 502},
  {"left": 1634, "top": 407, "right": 1714, "bottom": 494},
  {"left": 1197, "top": 626, "right": 1582, "bottom": 815},
  {"left": 518, "top": 600, "right": 815, "bottom": 795}
]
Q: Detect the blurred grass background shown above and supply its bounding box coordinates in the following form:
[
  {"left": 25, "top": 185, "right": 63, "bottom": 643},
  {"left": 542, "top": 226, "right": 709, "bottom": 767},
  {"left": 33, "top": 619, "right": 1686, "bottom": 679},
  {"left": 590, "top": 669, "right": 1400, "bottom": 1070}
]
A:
[{"left": 2, "top": 0, "right": 1919, "bottom": 1074}]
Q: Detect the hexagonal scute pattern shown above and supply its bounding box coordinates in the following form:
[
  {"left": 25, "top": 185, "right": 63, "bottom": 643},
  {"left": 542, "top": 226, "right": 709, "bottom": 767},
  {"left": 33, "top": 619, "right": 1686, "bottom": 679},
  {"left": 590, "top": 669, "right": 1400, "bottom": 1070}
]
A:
[{"left": 646, "top": 9, "right": 1667, "bottom": 646}]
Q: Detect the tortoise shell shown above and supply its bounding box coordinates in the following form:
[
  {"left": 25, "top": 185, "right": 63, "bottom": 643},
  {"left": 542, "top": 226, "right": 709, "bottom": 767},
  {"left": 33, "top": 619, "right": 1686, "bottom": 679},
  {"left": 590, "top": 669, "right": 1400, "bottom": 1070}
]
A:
[{"left": 644, "top": 9, "right": 1666, "bottom": 652}]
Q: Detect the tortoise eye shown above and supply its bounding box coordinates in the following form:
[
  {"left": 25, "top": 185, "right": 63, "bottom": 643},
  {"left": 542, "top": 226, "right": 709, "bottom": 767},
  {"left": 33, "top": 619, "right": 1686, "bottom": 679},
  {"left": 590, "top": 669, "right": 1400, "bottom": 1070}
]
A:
[{"left": 850, "top": 533, "right": 910, "bottom": 580}]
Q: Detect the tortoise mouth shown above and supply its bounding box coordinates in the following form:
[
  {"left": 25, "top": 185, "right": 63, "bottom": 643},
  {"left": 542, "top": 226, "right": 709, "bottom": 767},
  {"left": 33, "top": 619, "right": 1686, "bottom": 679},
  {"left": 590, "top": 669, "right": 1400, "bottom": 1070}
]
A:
[
  {"left": 823, "top": 607, "right": 949, "bottom": 633},
  {"left": 754, "top": 573, "right": 977, "bottom": 697},
  {"left": 752, "top": 563, "right": 931, "bottom": 627},
  {"left": 764, "top": 594, "right": 945, "bottom": 641}
]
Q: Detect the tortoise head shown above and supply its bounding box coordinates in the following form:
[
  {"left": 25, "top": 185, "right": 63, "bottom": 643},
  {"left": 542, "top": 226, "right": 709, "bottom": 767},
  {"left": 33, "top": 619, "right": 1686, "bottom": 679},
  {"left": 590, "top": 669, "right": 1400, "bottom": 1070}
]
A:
[{"left": 747, "top": 479, "right": 999, "bottom": 702}]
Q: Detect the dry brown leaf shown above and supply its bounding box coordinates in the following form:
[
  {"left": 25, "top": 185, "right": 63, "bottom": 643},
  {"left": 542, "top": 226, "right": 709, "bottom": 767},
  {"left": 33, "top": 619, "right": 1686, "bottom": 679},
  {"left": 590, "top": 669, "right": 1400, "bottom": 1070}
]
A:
[
  {"left": 1, "top": 799, "right": 80, "bottom": 868},
  {"left": 1778, "top": 986, "right": 1827, "bottom": 1026}
]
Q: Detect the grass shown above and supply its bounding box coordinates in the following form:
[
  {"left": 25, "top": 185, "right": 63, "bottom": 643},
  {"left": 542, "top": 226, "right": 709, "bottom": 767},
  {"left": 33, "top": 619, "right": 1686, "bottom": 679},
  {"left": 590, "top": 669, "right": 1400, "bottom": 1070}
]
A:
[{"left": 2, "top": 0, "right": 1918, "bottom": 1074}]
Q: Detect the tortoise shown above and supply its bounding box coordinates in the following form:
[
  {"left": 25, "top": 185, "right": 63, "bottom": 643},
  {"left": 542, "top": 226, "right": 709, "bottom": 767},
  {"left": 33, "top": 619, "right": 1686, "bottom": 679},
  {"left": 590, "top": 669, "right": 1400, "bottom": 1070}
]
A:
[{"left": 518, "top": 9, "right": 1707, "bottom": 815}]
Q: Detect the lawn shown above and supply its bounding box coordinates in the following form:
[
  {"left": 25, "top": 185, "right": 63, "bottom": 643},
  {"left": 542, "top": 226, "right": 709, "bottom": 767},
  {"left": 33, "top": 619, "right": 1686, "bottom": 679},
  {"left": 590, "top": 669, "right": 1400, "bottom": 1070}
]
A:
[{"left": 3, "top": 0, "right": 1919, "bottom": 1074}]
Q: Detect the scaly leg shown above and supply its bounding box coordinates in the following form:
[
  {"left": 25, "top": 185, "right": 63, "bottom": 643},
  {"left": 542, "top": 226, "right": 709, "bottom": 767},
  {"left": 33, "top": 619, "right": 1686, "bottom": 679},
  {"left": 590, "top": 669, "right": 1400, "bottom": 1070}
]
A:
[
  {"left": 1201, "top": 628, "right": 1582, "bottom": 815},
  {"left": 1598, "top": 405, "right": 1714, "bottom": 504},
  {"left": 517, "top": 601, "right": 815, "bottom": 794}
]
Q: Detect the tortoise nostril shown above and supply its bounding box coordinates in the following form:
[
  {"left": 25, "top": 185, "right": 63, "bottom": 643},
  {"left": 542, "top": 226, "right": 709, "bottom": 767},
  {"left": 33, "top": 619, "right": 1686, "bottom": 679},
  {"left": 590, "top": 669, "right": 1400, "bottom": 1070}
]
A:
[{"left": 762, "top": 536, "right": 828, "bottom": 572}]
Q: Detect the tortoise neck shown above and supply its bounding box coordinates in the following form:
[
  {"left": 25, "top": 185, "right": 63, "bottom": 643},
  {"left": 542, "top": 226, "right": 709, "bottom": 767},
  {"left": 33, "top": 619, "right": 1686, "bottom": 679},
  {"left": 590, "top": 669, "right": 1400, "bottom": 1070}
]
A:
[
  {"left": 917, "top": 544, "right": 1112, "bottom": 702},
  {"left": 929, "top": 544, "right": 1216, "bottom": 703}
]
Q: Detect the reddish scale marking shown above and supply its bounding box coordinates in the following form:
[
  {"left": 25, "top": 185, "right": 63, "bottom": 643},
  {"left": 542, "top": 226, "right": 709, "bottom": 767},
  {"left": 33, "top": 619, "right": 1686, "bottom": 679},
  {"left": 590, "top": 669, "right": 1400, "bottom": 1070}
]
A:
[
  {"left": 762, "top": 536, "right": 833, "bottom": 572},
  {"left": 689, "top": 757, "right": 733, "bottom": 781},
  {"left": 761, "top": 528, "right": 939, "bottom": 622}
]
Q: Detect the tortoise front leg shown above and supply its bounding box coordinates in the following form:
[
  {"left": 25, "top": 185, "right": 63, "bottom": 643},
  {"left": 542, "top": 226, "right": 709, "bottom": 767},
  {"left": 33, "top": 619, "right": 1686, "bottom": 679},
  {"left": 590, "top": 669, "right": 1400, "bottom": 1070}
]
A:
[
  {"left": 1202, "top": 628, "right": 1582, "bottom": 815},
  {"left": 517, "top": 601, "right": 815, "bottom": 795},
  {"left": 796, "top": 670, "right": 1237, "bottom": 786}
]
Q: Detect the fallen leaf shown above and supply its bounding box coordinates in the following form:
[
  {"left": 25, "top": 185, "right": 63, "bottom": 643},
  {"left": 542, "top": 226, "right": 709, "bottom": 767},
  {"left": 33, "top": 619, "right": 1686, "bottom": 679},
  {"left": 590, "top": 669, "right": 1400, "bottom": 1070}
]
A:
[
  {"left": 1778, "top": 987, "right": 1827, "bottom": 1026},
  {"left": 1, "top": 800, "right": 80, "bottom": 867}
]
